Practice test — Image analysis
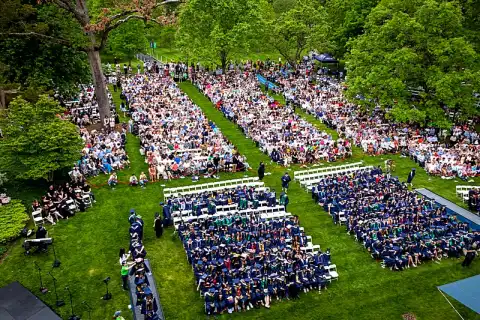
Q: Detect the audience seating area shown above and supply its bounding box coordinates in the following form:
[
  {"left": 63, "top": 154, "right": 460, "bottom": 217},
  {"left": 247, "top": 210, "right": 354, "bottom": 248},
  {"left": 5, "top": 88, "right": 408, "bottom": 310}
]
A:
[
  {"left": 165, "top": 179, "right": 336, "bottom": 315},
  {"left": 294, "top": 162, "right": 373, "bottom": 190},
  {"left": 310, "top": 167, "right": 480, "bottom": 271}
]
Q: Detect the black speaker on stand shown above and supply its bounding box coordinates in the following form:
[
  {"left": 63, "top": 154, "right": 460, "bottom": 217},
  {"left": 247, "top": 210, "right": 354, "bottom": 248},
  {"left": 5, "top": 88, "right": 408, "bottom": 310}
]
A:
[
  {"left": 102, "top": 277, "right": 112, "bottom": 300},
  {"left": 48, "top": 271, "right": 65, "bottom": 307}
]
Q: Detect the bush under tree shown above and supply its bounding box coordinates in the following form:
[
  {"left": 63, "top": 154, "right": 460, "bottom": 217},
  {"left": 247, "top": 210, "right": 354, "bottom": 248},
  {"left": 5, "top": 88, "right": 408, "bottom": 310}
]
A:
[
  {"left": 0, "top": 95, "right": 83, "bottom": 181},
  {"left": 0, "top": 200, "right": 28, "bottom": 244}
]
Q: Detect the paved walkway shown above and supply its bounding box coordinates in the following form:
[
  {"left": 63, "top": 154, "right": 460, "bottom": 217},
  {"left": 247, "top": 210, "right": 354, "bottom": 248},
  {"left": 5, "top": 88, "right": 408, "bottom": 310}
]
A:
[
  {"left": 128, "top": 259, "right": 165, "bottom": 320},
  {"left": 416, "top": 188, "right": 480, "bottom": 230}
]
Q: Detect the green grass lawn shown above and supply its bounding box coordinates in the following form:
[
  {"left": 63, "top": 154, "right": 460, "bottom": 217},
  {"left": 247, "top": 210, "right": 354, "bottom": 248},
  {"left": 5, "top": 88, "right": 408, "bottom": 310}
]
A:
[{"left": 0, "top": 80, "right": 479, "bottom": 320}]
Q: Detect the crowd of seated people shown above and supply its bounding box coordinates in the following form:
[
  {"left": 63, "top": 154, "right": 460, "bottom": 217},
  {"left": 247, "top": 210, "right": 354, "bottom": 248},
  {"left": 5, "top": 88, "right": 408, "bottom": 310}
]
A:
[
  {"left": 73, "top": 127, "right": 129, "bottom": 178},
  {"left": 122, "top": 210, "right": 160, "bottom": 320},
  {"left": 259, "top": 61, "right": 479, "bottom": 179},
  {"left": 58, "top": 85, "right": 119, "bottom": 130},
  {"left": 164, "top": 185, "right": 277, "bottom": 220},
  {"left": 194, "top": 71, "right": 351, "bottom": 166},
  {"left": 120, "top": 74, "right": 247, "bottom": 180},
  {"left": 177, "top": 207, "right": 333, "bottom": 315},
  {"left": 31, "top": 176, "right": 95, "bottom": 225},
  {"left": 311, "top": 167, "right": 480, "bottom": 271}
]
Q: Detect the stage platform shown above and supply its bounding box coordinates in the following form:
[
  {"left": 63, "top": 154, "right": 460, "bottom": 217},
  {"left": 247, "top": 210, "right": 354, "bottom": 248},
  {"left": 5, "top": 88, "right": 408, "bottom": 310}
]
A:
[
  {"left": 128, "top": 259, "right": 165, "bottom": 320},
  {"left": 416, "top": 188, "right": 480, "bottom": 231},
  {"left": 438, "top": 275, "right": 480, "bottom": 314},
  {"left": 0, "top": 282, "right": 62, "bottom": 320}
]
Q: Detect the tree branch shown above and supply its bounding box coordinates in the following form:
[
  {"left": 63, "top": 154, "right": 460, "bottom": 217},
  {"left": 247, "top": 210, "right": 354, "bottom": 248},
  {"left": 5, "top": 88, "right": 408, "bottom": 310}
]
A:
[
  {"left": 51, "top": 0, "right": 89, "bottom": 26},
  {"left": 0, "top": 32, "right": 87, "bottom": 52}
]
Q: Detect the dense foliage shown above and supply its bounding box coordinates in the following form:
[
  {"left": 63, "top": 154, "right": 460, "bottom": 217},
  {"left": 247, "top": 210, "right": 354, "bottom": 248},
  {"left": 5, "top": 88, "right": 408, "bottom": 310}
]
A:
[
  {"left": 0, "top": 95, "right": 83, "bottom": 181},
  {"left": 0, "top": 0, "right": 89, "bottom": 96},
  {"left": 345, "top": 0, "right": 480, "bottom": 126},
  {"left": 0, "top": 200, "right": 29, "bottom": 244},
  {"left": 269, "top": 0, "right": 330, "bottom": 67},
  {"left": 108, "top": 20, "right": 148, "bottom": 63},
  {"left": 177, "top": 0, "right": 272, "bottom": 70}
]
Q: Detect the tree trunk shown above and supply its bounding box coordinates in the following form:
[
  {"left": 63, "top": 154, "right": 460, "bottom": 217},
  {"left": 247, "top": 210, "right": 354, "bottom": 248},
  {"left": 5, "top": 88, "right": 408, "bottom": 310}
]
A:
[{"left": 86, "top": 48, "right": 110, "bottom": 126}]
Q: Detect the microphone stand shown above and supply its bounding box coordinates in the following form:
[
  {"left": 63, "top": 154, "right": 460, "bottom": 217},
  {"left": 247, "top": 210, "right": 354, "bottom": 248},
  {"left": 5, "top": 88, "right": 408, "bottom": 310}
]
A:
[
  {"left": 82, "top": 301, "right": 92, "bottom": 320},
  {"left": 48, "top": 271, "right": 65, "bottom": 307},
  {"left": 34, "top": 262, "right": 48, "bottom": 294},
  {"left": 65, "top": 287, "right": 80, "bottom": 320},
  {"left": 52, "top": 239, "right": 61, "bottom": 268}
]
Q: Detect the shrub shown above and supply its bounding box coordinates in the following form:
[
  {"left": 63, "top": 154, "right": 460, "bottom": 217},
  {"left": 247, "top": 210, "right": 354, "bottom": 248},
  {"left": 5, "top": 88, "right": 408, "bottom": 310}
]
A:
[{"left": 0, "top": 200, "right": 29, "bottom": 243}]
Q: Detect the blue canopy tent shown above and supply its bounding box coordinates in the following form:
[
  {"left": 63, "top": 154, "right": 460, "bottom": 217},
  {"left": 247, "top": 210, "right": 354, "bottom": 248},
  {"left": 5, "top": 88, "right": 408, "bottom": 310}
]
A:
[
  {"left": 437, "top": 275, "right": 480, "bottom": 319},
  {"left": 314, "top": 53, "right": 338, "bottom": 64},
  {"left": 256, "top": 74, "right": 278, "bottom": 90}
]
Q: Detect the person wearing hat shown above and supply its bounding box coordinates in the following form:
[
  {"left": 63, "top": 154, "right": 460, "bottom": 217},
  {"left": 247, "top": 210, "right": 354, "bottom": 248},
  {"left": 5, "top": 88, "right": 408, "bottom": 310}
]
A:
[
  {"left": 153, "top": 212, "right": 163, "bottom": 238},
  {"left": 113, "top": 311, "right": 125, "bottom": 320},
  {"left": 281, "top": 172, "right": 291, "bottom": 193}
]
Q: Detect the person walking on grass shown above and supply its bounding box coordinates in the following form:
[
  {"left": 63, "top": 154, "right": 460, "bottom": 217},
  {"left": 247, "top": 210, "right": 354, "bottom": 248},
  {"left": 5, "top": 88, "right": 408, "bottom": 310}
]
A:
[
  {"left": 154, "top": 212, "right": 163, "bottom": 238},
  {"left": 258, "top": 162, "right": 265, "bottom": 181},
  {"left": 281, "top": 172, "right": 291, "bottom": 193}
]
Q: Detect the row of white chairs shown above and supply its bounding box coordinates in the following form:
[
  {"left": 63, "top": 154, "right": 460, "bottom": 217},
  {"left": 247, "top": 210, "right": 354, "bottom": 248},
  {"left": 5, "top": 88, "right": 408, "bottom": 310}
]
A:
[
  {"left": 163, "top": 177, "right": 262, "bottom": 200},
  {"left": 294, "top": 162, "right": 364, "bottom": 181},
  {"left": 456, "top": 185, "right": 478, "bottom": 203},
  {"left": 173, "top": 205, "right": 287, "bottom": 227},
  {"left": 302, "top": 166, "right": 374, "bottom": 190}
]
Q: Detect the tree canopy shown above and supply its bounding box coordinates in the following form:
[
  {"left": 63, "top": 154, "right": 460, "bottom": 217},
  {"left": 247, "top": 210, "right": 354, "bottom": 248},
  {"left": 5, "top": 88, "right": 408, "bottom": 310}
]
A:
[
  {"left": 345, "top": 0, "right": 480, "bottom": 127},
  {"left": 108, "top": 20, "right": 148, "bottom": 63},
  {"left": 269, "top": 0, "right": 330, "bottom": 68},
  {"left": 177, "top": 0, "right": 272, "bottom": 70},
  {"left": 0, "top": 0, "right": 89, "bottom": 96},
  {"left": 0, "top": 95, "right": 83, "bottom": 181}
]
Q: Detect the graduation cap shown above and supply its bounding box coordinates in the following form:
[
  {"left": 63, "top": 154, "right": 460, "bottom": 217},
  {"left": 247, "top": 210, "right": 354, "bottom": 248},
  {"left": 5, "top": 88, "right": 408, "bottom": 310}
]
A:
[
  {"left": 201, "top": 274, "right": 208, "bottom": 279},
  {"left": 144, "top": 287, "right": 153, "bottom": 295},
  {"left": 159, "top": 202, "right": 165, "bottom": 206},
  {"left": 197, "top": 261, "right": 203, "bottom": 265},
  {"left": 209, "top": 288, "right": 216, "bottom": 293},
  {"left": 130, "top": 209, "right": 136, "bottom": 213}
]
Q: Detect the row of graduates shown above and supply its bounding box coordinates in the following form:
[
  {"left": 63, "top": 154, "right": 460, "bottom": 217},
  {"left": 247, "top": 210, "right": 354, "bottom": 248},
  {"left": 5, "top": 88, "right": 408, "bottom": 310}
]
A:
[
  {"left": 310, "top": 168, "right": 479, "bottom": 271},
  {"left": 163, "top": 186, "right": 289, "bottom": 218},
  {"left": 177, "top": 213, "right": 333, "bottom": 314},
  {"left": 123, "top": 209, "right": 160, "bottom": 320}
]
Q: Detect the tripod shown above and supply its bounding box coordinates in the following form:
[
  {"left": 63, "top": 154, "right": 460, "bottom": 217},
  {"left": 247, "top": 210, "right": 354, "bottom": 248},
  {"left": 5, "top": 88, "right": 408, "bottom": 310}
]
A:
[
  {"left": 34, "top": 262, "right": 48, "bottom": 294},
  {"left": 48, "top": 271, "right": 65, "bottom": 307},
  {"left": 82, "top": 301, "right": 92, "bottom": 320},
  {"left": 65, "top": 287, "right": 80, "bottom": 320},
  {"left": 52, "top": 240, "right": 61, "bottom": 268}
]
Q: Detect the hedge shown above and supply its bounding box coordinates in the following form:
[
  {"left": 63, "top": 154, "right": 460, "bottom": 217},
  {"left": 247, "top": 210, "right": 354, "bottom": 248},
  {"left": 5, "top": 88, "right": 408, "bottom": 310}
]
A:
[{"left": 0, "top": 200, "right": 29, "bottom": 243}]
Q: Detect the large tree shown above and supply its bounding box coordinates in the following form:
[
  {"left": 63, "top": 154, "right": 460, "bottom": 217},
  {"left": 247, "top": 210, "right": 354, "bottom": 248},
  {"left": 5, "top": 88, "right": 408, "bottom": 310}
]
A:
[
  {"left": 325, "top": 0, "right": 380, "bottom": 58},
  {"left": 0, "top": 0, "right": 90, "bottom": 104},
  {"left": 269, "top": 0, "right": 330, "bottom": 69},
  {"left": 0, "top": 95, "right": 83, "bottom": 181},
  {"left": 345, "top": 0, "right": 480, "bottom": 127},
  {"left": 0, "top": 0, "right": 179, "bottom": 126},
  {"left": 177, "top": 0, "right": 271, "bottom": 71}
]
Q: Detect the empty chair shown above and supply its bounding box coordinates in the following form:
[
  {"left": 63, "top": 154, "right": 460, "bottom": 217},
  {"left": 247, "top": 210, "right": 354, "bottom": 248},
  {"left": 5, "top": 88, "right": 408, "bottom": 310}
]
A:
[{"left": 32, "top": 210, "right": 44, "bottom": 226}]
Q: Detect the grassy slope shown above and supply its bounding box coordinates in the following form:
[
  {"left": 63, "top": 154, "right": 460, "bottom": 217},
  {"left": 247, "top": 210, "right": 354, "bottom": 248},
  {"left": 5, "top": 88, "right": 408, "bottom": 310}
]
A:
[{"left": 0, "top": 81, "right": 478, "bottom": 320}]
